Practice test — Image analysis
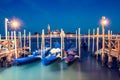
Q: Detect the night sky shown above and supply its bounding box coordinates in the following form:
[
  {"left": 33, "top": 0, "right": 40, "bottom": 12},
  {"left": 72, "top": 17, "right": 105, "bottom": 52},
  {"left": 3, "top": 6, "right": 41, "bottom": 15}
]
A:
[{"left": 0, "top": 0, "right": 120, "bottom": 35}]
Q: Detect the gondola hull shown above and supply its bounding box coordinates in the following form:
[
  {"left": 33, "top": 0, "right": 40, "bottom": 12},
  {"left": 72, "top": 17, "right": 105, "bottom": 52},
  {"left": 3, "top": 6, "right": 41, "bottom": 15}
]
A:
[
  {"left": 42, "top": 55, "right": 58, "bottom": 65},
  {"left": 13, "top": 55, "right": 41, "bottom": 65}
]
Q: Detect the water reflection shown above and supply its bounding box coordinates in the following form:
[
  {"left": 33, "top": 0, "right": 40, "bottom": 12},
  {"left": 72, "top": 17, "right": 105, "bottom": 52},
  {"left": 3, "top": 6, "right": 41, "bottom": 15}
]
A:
[
  {"left": 60, "top": 63, "right": 63, "bottom": 80},
  {"left": 0, "top": 55, "right": 120, "bottom": 80}
]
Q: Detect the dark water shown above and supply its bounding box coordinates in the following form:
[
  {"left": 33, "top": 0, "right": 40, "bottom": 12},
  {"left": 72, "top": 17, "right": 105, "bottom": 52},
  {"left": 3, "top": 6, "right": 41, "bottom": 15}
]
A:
[
  {"left": 0, "top": 54, "right": 120, "bottom": 80},
  {"left": 0, "top": 38, "right": 120, "bottom": 80}
]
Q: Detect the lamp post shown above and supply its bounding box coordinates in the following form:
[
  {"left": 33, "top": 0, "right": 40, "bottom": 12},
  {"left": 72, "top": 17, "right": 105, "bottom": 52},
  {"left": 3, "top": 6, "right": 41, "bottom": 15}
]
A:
[
  {"left": 10, "top": 19, "right": 21, "bottom": 59},
  {"left": 5, "top": 18, "right": 21, "bottom": 39},
  {"left": 10, "top": 18, "right": 21, "bottom": 30},
  {"left": 101, "top": 16, "right": 108, "bottom": 65},
  {"left": 5, "top": 18, "right": 21, "bottom": 58},
  {"left": 101, "top": 16, "right": 108, "bottom": 51}
]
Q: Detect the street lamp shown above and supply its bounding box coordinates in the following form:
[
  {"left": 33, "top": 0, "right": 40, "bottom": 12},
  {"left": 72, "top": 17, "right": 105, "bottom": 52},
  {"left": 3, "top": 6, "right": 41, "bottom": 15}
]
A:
[
  {"left": 101, "top": 16, "right": 109, "bottom": 64},
  {"left": 101, "top": 16, "right": 109, "bottom": 50},
  {"left": 5, "top": 18, "right": 22, "bottom": 40},
  {"left": 10, "top": 18, "right": 21, "bottom": 59},
  {"left": 9, "top": 18, "right": 21, "bottom": 30},
  {"left": 4, "top": 18, "right": 21, "bottom": 59}
]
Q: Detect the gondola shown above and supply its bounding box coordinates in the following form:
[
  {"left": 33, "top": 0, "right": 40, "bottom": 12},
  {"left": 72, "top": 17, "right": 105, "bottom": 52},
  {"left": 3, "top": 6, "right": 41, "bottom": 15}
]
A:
[
  {"left": 13, "top": 54, "right": 41, "bottom": 65},
  {"left": 42, "top": 48, "right": 61, "bottom": 65},
  {"left": 13, "top": 47, "right": 50, "bottom": 65},
  {"left": 42, "top": 41, "right": 61, "bottom": 65},
  {"left": 64, "top": 47, "right": 79, "bottom": 65}
]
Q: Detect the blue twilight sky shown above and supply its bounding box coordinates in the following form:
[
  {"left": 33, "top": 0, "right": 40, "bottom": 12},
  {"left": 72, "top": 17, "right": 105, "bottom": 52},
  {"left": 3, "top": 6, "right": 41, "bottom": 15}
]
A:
[{"left": 0, "top": 0, "right": 120, "bottom": 35}]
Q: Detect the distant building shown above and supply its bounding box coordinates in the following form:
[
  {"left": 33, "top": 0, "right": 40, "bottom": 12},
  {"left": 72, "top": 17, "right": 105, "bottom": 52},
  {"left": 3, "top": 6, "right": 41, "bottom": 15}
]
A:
[
  {"left": 51, "top": 29, "right": 60, "bottom": 34},
  {"left": 47, "top": 24, "right": 50, "bottom": 34}
]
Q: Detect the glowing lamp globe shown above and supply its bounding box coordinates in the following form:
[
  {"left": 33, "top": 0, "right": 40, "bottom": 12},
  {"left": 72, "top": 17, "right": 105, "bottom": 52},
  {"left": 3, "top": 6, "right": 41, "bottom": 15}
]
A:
[
  {"left": 10, "top": 18, "right": 22, "bottom": 30},
  {"left": 101, "top": 16, "right": 109, "bottom": 26}
]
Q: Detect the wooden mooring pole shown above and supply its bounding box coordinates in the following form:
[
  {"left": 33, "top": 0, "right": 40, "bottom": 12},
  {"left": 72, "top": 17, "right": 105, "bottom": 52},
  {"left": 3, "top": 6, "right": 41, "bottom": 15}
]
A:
[
  {"left": 88, "top": 29, "right": 90, "bottom": 53},
  {"left": 29, "top": 32, "right": 31, "bottom": 52},
  {"left": 41, "top": 29, "right": 45, "bottom": 58},
  {"left": 78, "top": 28, "right": 81, "bottom": 58},
  {"left": 8, "top": 32, "right": 9, "bottom": 40},
  {"left": 76, "top": 30, "right": 77, "bottom": 49},
  {"left": 92, "top": 29, "right": 95, "bottom": 54},
  {"left": 50, "top": 32, "right": 52, "bottom": 48},
  {"left": 0, "top": 34, "right": 1, "bottom": 50},
  {"left": 107, "top": 30, "right": 112, "bottom": 68},
  {"left": 18, "top": 32, "right": 22, "bottom": 49},
  {"left": 24, "top": 29, "right": 26, "bottom": 54},
  {"left": 37, "top": 34, "right": 39, "bottom": 49},
  {"left": 101, "top": 22, "right": 105, "bottom": 66},
  {"left": 14, "top": 31, "right": 17, "bottom": 59},
  {"left": 96, "top": 27, "right": 99, "bottom": 60},
  {"left": 11, "top": 31, "right": 13, "bottom": 40},
  {"left": 60, "top": 29, "right": 63, "bottom": 58}
]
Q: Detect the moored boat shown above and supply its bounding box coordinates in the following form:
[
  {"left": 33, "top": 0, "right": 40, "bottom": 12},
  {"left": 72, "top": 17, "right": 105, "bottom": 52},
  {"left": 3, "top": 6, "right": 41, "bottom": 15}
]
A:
[
  {"left": 13, "top": 55, "right": 41, "bottom": 65},
  {"left": 42, "top": 48, "right": 61, "bottom": 65},
  {"left": 64, "top": 47, "right": 79, "bottom": 65}
]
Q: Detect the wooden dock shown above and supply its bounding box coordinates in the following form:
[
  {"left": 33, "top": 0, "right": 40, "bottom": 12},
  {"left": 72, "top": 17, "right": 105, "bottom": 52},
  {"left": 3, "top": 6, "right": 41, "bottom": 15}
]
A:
[{"left": 0, "top": 39, "right": 29, "bottom": 65}]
